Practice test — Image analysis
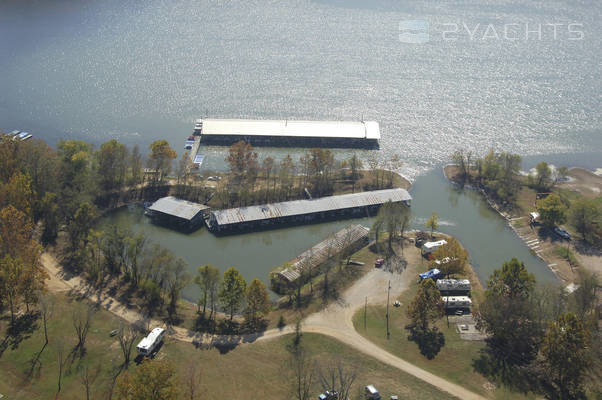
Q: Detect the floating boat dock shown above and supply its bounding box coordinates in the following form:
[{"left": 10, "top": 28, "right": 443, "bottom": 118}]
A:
[
  {"left": 206, "top": 188, "right": 411, "bottom": 233},
  {"left": 270, "top": 224, "right": 370, "bottom": 293},
  {"left": 193, "top": 118, "right": 380, "bottom": 148}
]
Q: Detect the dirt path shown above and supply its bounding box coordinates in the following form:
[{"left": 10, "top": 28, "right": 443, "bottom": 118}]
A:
[{"left": 41, "top": 253, "right": 484, "bottom": 400}]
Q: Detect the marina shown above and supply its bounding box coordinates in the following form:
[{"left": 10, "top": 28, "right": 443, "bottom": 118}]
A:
[{"left": 193, "top": 118, "right": 381, "bottom": 148}]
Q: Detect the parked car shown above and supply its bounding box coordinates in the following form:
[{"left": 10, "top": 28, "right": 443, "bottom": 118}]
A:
[
  {"left": 374, "top": 258, "right": 385, "bottom": 268},
  {"left": 554, "top": 227, "right": 571, "bottom": 240},
  {"left": 365, "top": 385, "right": 381, "bottom": 400}
]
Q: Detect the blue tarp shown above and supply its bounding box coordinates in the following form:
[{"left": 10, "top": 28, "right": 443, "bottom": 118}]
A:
[{"left": 419, "top": 268, "right": 442, "bottom": 281}]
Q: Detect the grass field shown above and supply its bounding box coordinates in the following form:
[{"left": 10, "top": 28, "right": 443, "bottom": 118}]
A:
[{"left": 0, "top": 291, "right": 457, "bottom": 399}]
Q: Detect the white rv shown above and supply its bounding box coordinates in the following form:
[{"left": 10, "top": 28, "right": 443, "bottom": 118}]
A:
[
  {"left": 136, "top": 327, "right": 165, "bottom": 356},
  {"left": 421, "top": 240, "right": 447, "bottom": 254},
  {"left": 441, "top": 296, "right": 472, "bottom": 309},
  {"left": 436, "top": 279, "right": 471, "bottom": 293}
]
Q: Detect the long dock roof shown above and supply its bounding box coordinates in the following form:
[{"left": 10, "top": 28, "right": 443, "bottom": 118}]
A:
[
  {"left": 148, "top": 197, "right": 209, "bottom": 221},
  {"left": 210, "top": 188, "right": 411, "bottom": 226},
  {"left": 197, "top": 119, "right": 380, "bottom": 140}
]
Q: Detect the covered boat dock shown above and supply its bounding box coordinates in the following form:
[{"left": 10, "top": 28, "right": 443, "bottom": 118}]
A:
[
  {"left": 194, "top": 118, "right": 380, "bottom": 148},
  {"left": 146, "top": 196, "right": 210, "bottom": 230},
  {"left": 270, "top": 224, "right": 370, "bottom": 293},
  {"left": 207, "top": 188, "right": 411, "bottom": 233}
]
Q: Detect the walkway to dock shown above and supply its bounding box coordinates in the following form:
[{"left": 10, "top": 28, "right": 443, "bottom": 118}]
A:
[{"left": 188, "top": 135, "right": 201, "bottom": 163}]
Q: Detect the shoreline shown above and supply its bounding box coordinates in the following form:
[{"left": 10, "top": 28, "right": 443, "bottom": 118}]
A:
[{"left": 442, "top": 163, "right": 601, "bottom": 284}]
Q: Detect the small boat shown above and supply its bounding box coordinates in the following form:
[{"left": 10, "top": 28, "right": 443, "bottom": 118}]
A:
[
  {"left": 193, "top": 154, "right": 204, "bottom": 169},
  {"left": 15, "top": 131, "right": 32, "bottom": 141}
]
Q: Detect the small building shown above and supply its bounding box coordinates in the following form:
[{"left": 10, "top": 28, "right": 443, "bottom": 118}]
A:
[
  {"left": 270, "top": 225, "right": 370, "bottom": 294},
  {"left": 421, "top": 240, "right": 447, "bottom": 255},
  {"left": 441, "top": 296, "right": 472, "bottom": 309},
  {"left": 436, "top": 279, "right": 471, "bottom": 295},
  {"left": 207, "top": 188, "right": 411, "bottom": 232},
  {"left": 146, "top": 196, "right": 209, "bottom": 229}
]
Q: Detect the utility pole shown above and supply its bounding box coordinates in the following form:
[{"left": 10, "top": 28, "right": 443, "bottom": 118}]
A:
[
  {"left": 386, "top": 280, "right": 391, "bottom": 339},
  {"left": 364, "top": 296, "right": 367, "bottom": 330}
]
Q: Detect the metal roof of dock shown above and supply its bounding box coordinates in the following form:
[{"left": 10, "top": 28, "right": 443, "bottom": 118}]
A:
[
  {"left": 279, "top": 224, "right": 370, "bottom": 282},
  {"left": 211, "top": 188, "right": 411, "bottom": 226},
  {"left": 196, "top": 119, "right": 380, "bottom": 140},
  {"left": 148, "top": 197, "right": 209, "bottom": 221}
]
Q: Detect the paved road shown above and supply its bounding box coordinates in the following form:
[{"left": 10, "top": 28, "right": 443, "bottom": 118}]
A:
[{"left": 41, "top": 253, "right": 485, "bottom": 400}]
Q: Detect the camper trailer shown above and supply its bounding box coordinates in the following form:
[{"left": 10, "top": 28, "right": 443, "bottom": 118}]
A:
[
  {"left": 436, "top": 279, "right": 471, "bottom": 294},
  {"left": 421, "top": 240, "right": 447, "bottom": 255},
  {"left": 441, "top": 296, "right": 472, "bottom": 309},
  {"left": 136, "top": 327, "right": 165, "bottom": 356}
]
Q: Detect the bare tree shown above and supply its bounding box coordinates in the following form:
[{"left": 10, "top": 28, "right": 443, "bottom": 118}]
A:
[
  {"left": 79, "top": 363, "right": 101, "bottom": 400},
  {"left": 39, "top": 291, "right": 55, "bottom": 346},
  {"left": 55, "top": 340, "right": 66, "bottom": 394},
  {"left": 117, "top": 322, "right": 139, "bottom": 369},
  {"left": 184, "top": 361, "right": 203, "bottom": 400},
  {"left": 73, "top": 303, "right": 94, "bottom": 356},
  {"left": 318, "top": 359, "right": 358, "bottom": 400},
  {"left": 289, "top": 347, "right": 315, "bottom": 400}
]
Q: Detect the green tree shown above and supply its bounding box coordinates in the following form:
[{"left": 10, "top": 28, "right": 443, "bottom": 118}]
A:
[
  {"left": 555, "top": 166, "right": 569, "bottom": 183},
  {"left": 430, "top": 237, "right": 468, "bottom": 278},
  {"left": 219, "top": 267, "right": 247, "bottom": 321},
  {"left": 537, "top": 194, "right": 567, "bottom": 228},
  {"left": 535, "top": 161, "right": 553, "bottom": 190},
  {"left": 0, "top": 255, "right": 24, "bottom": 324},
  {"left": 96, "top": 139, "right": 128, "bottom": 192},
  {"left": 245, "top": 278, "right": 270, "bottom": 326},
  {"left": 405, "top": 278, "right": 445, "bottom": 359},
  {"left": 539, "top": 313, "right": 591, "bottom": 399},
  {"left": 194, "top": 264, "right": 220, "bottom": 317},
  {"left": 476, "top": 259, "right": 540, "bottom": 374},
  {"left": 406, "top": 278, "right": 444, "bottom": 333},
  {"left": 568, "top": 198, "right": 601, "bottom": 245},
  {"left": 39, "top": 192, "right": 60, "bottom": 245},
  {"left": 425, "top": 212, "right": 439, "bottom": 239},
  {"left": 147, "top": 140, "right": 177, "bottom": 183},
  {"left": 116, "top": 359, "right": 179, "bottom": 400},
  {"left": 66, "top": 202, "right": 97, "bottom": 255},
  {"left": 0, "top": 172, "right": 34, "bottom": 216}
]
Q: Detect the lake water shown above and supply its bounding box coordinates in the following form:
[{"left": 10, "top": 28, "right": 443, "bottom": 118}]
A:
[
  {"left": 1, "top": 0, "right": 600, "bottom": 179},
  {"left": 101, "top": 167, "right": 555, "bottom": 302},
  {"left": 1, "top": 0, "right": 596, "bottom": 301}
]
